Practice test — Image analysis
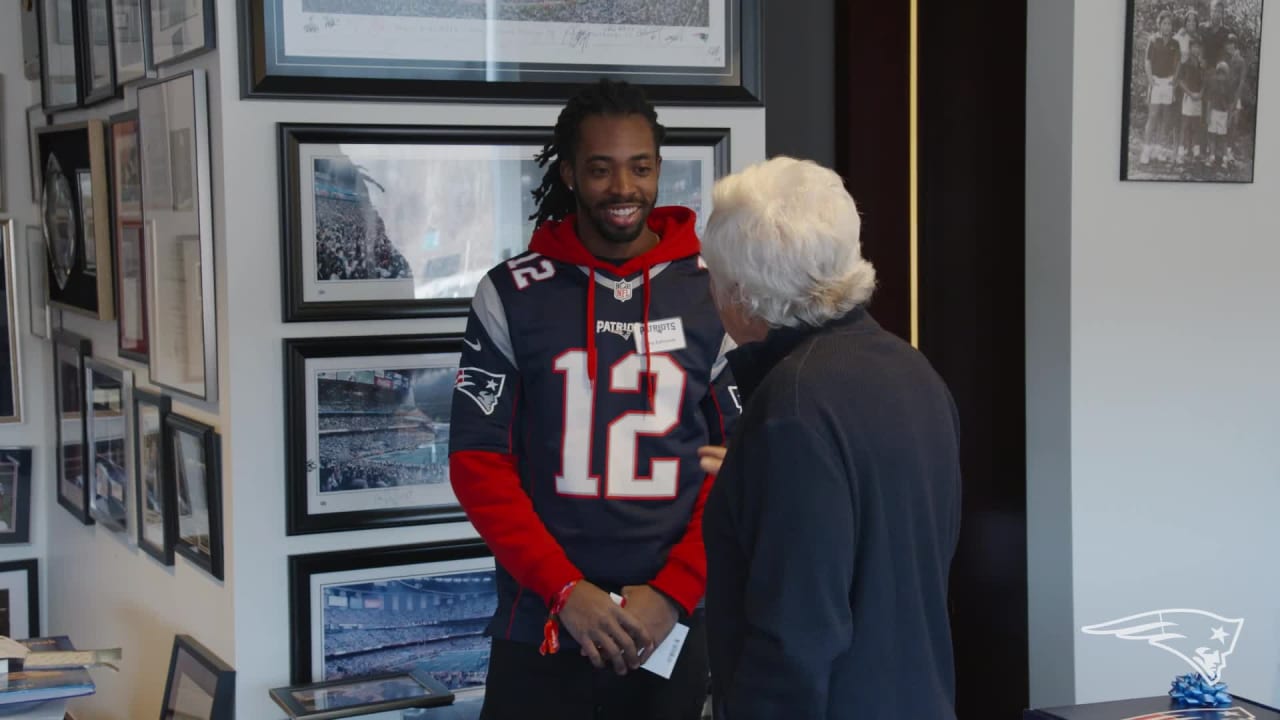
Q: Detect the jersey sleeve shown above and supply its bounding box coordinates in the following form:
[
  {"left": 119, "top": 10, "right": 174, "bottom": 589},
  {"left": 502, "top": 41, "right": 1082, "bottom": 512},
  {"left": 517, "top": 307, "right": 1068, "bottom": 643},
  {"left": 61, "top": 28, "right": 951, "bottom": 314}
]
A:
[{"left": 449, "top": 275, "right": 583, "bottom": 605}]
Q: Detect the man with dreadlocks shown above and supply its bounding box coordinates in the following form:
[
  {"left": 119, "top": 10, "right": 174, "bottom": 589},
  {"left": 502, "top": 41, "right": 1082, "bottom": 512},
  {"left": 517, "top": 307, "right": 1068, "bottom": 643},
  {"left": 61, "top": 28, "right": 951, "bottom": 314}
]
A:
[{"left": 448, "top": 79, "right": 738, "bottom": 719}]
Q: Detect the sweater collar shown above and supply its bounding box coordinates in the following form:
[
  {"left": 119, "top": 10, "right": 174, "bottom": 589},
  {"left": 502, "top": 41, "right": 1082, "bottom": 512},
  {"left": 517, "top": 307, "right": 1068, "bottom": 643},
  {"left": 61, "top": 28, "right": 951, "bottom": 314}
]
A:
[{"left": 726, "top": 306, "right": 875, "bottom": 404}]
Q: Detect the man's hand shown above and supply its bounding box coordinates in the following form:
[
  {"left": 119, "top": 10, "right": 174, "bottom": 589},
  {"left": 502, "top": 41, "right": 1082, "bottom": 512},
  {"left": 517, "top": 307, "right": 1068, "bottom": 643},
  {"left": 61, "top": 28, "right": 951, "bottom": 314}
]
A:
[
  {"left": 558, "top": 581, "right": 652, "bottom": 675},
  {"left": 698, "top": 445, "right": 727, "bottom": 476},
  {"left": 621, "top": 585, "right": 679, "bottom": 653}
]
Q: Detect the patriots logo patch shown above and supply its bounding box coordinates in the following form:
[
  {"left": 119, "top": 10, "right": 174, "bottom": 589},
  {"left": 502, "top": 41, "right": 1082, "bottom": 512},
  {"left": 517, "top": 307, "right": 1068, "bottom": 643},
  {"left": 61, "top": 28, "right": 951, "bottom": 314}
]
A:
[{"left": 455, "top": 367, "right": 506, "bottom": 416}]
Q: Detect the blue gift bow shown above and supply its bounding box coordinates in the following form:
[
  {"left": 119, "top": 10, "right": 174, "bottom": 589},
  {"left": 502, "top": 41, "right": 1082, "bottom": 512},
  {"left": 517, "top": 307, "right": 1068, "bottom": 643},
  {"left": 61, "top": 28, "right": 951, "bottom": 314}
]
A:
[{"left": 1169, "top": 672, "right": 1233, "bottom": 708}]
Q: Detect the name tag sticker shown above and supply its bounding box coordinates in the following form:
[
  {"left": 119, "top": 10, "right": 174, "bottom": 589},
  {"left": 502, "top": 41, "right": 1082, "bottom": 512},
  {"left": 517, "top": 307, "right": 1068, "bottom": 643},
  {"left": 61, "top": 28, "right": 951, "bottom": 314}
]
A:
[{"left": 635, "top": 317, "right": 687, "bottom": 354}]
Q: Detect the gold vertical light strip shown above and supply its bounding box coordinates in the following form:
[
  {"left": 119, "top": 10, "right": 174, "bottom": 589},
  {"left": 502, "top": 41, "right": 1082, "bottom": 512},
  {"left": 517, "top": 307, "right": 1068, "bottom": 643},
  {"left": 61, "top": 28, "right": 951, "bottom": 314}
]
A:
[{"left": 909, "top": 0, "right": 920, "bottom": 348}]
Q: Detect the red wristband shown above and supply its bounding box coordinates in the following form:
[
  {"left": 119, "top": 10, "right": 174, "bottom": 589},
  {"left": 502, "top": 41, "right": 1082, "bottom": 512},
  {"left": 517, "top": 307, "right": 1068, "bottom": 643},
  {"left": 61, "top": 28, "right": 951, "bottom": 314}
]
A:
[{"left": 539, "top": 579, "right": 580, "bottom": 656}]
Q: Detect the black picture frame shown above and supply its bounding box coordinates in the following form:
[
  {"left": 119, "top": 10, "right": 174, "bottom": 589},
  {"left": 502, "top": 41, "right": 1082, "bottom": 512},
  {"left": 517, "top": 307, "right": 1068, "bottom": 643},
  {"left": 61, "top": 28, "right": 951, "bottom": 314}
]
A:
[
  {"left": 0, "top": 220, "right": 22, "bottom": 424},
  {"left": 166, "top": 412, "right": 223, "bottom": 580},
  {"left": 134, "top": 389, "right": 173, "bottom": 564},
  {"left": 0, "top": 448, "right": 35, "bottom": 545},
  {"left": 160, "top": 634, "right": 235, "bottom": 720},
  {"left": 53, "top": 330, "right": 92, "bottom": 525},
  {"left": 108, "top": 110, "right": 149, "bottom": 365},
  {"left": 37, "top": 0, "right": 82, "bottom": 113},
  {"left": 279, "top": 123, "right": 729, "bottom": 322},
  {"left": 78, "top": 0, "right": 119, "bottom": 106},
  {"left": 84, "top": 358, "right": 130, "bottom": 533},
  {"left": 270, "top": 669, "right": 454, "bottom": 720},
  {"left": 288, "top": 538, "right": 495, "bottom": 686},
  {"left": 150, "top": 0, "right": 216, "bottom": 68},
  {"left": 0, "top": 559, "right": 40, "bottom": 638},
  {"left": 112, "top": 0, "right": 155, "bottom": 86},
  {"left": 239, "top": 0, "right": 762, "bottom": 105},
  {"left": 284, "top": 333, "right": 466, "bottom": 536}
]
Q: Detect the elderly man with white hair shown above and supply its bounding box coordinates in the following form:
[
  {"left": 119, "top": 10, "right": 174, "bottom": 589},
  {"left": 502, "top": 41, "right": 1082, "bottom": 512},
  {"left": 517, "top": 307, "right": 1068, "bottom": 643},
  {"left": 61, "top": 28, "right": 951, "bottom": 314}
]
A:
[{"left": 698, "top": 157, "right": 962, "bottom": 720}]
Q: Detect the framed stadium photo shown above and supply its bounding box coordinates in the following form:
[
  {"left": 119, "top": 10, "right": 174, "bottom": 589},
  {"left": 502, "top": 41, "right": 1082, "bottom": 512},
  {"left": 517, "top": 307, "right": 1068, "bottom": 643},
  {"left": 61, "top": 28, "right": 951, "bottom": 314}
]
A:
[
  {"left": 0, "top": 448, "right": 34, "bottom": 545},
  {"left": 270, "top": 669, "right": 454, "bottom": 720},
  {"left": 284, "top": 333, "right": 466, "bottom": 535},
  {"left": 134, "top": 389, "right": 174, "bottom": 564},
  {"left": 167, "top": 412, "right": 223, "bottom": 580},
  {"left": 239, "top": 0, "right": 762, "bottom": 105},
  {"left": 53, "top": 330, "right": 93, "bottom": 525},
  {"left": 161, "top": 634, "right": 235, "bottom": 720},
  {"left": 288, "top": 538, "right": 496, "bottom": 704},
  {"left": 85, "top": 359, "right": 132, "bottom": 534},
  {"left": 279, "top": 123, "right": 729, "bottom": 322}
]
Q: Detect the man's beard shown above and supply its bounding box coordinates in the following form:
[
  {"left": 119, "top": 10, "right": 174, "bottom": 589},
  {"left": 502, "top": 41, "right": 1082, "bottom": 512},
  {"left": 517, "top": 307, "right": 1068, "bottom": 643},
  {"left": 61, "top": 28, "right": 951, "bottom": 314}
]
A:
[{"left": 574, "top": 186, "right": 655, "bottom": 245}]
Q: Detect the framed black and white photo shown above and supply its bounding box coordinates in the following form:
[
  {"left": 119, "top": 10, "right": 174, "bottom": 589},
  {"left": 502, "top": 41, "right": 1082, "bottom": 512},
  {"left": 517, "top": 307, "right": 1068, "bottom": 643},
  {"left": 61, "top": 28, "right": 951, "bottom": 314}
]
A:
[
  {"left": 134, "top": 389, "right": 172, "bottom": 564},
  {"left": 280, "top": 123, "right": 728, "bottom": 321},
  {"left": 161, "top": 634, "right": 235, "bottom": 720},
  {"left": 137, "top": 70, "right": 217, "bottom": 401},
  {"left": 25, "top": 226, "right": 51, "bottom": 340},
  {"left": 240, "top": 0, "right": 762, "bottom": 105},
  {"left": 285, "top": 334, "right": 465, "bottom": 535},
  {"left": 0, "top": 221, "right": 22, "bottom": 425},
  {"left": 0, "top": 559, "right": 39, "bottom": 638},
  {"left": 288, "top": 539, "right": 496, "bottom": 701},
  {"left": 150, "top": 0, "right": 216, "bottom": 67},
  {"left": 0, "top": 448, "right": 34, "bottom": 545},
  {"left": 1122, "top": 0, "right": 1266, "bottom": 181},
  {"left": 37, "top": 0, "right": 81, "bottom": 112},
  {"left": 78, "top": 0, "right": 119, "bottom": 106},
  {"left": 27, "top": 105, "right": 48, "bottom": 204},
  {"left": 113, "top": 0, "right": 155, "bottom": 85},
  {"left": 85, "top": 359, "right": 131, "bottom": 534},
  {"left": 53, "top": 331, "right": 92, "bottom": 524},
  {"left": 270, "top": 669, "right": 454, "bottom": 720},
  {"left": 166, "top": 412, "right": 222, "bottom": 580},
  {"left": 110, "top": 111, "right": 149, "bottom": 363}
]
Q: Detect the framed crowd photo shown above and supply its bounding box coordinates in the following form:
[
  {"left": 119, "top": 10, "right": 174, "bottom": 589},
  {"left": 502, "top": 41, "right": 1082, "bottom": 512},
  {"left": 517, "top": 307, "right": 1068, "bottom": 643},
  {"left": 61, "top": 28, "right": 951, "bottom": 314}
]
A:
[
  {"left": 0, "top": 220, "right": 22, "bottom": 424},
  {"left": 113, "top": 0, "right": 155, "bottom": 86},
  {"left": 150, "top": 0, "right": 216, "bottom": 68},
  {"left": 1122, "top": 0, "right": 1266, "bottom": 182},
  {"left": 137, "top": 70, "right": 217, "bottom": 401},
  {"left": 78, "top": 0, "right": 119, "bottom": 106},
  {"left": 239, "top": 0, "right": 762, "bottom": 105},
  {"left": 0, "top": 559, "right": 39, "bottom": 638},
  {"left": 270, "top": 669, "right": 454, "bottom": 720},
  {"left": 85, "top": 359, "right": 131, "bottom": 534},
  {"left": 280, "top": 123, "right": 728, "bottom": 322},
  {"left": 284, "top": 333, "right": 465, "bottom": 535},
  {"left": 37, "top": 0, "right": 81, "bottom": 112},
  {"left": 36, "top": 120, "right": 115, "bottom": 321},
  {"left": 160, "top": 634, "right": 235, "bottom": 720},
  {"left": 288, "top": 538, "right": 496, "bottom": 701},
  {"left": 0, "top": 448, "right": 34, "bottom": 545},
  {"left": 25, "top": 226, "right": 52, "bottom": 340},
  {"left": 109, "top": 111, "right": 149, "bottom": 364},
  {"left": 134, "top": 389, "right": 173, "bottom": 564},
  {"left": 53, "top": 330, "right": 92, "bottom": 525},
  {"left": 166, "top": 412, "right": 223, "bottom": 580},
  {"left": 26, "top": 105, "right": 48, "bottom": 204}
]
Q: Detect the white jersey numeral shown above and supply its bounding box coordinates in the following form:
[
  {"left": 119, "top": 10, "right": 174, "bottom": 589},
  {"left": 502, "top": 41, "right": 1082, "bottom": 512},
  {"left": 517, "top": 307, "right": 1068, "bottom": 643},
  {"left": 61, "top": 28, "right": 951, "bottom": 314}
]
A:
[{"left": 507, "top": 253, "right": 556, "bottom": 290}]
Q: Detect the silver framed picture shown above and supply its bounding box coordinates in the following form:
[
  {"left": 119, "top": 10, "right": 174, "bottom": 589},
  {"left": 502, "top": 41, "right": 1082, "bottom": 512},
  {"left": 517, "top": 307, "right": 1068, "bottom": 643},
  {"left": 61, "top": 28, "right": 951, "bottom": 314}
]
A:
[
  {"left": 137, "top": 69, "right": 217, "bottom": 402},
  {"left": 113, "top": 0, "right": 155, "bottom": 85},
  {"left": 25, "top": 226, "right": 51, "bottom": 340},
  {"left": 150, "top": 0, "right": 216, "bottom": 68}
]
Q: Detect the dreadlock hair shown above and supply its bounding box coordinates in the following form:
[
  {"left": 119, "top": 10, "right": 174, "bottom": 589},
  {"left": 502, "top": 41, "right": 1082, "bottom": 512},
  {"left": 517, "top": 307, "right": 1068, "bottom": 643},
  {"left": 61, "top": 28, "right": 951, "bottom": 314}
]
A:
[{"left": 529, "top": 78, "right": 667, "bottom": 229}]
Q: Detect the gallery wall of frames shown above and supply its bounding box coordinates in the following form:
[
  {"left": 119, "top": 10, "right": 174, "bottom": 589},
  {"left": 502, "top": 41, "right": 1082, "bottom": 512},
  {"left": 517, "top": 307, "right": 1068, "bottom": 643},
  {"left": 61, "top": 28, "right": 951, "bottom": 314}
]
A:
[{"left": 6, "top": 0, "right": 763, "bottom": 717}]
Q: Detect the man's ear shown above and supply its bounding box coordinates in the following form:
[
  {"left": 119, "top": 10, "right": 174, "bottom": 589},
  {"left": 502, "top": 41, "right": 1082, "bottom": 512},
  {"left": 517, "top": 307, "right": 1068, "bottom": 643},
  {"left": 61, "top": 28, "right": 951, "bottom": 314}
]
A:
[{"left": 559, "top": 159, "right": 575, "bottom": 190}]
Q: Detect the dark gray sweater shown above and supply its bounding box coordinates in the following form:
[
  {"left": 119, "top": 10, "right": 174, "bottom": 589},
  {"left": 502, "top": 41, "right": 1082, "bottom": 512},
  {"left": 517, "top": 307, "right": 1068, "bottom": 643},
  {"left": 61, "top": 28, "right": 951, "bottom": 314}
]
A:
[{"left": 704, "top": 307, "right": 962, "bottom": 720}]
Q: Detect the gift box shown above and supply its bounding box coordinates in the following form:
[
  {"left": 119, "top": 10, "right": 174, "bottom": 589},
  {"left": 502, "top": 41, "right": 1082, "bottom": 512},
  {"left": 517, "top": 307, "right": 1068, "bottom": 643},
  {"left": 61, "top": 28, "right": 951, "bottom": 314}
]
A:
[{"left": 1025, "top": 695, "right": 1280, "bottom": 720}]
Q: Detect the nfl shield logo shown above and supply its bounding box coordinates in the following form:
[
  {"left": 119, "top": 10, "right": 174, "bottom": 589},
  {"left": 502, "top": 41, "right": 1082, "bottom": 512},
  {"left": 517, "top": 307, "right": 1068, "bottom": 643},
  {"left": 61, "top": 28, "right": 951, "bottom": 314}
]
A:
[{"left": 614, "top": 279, "right": 633, "bottom": 302}]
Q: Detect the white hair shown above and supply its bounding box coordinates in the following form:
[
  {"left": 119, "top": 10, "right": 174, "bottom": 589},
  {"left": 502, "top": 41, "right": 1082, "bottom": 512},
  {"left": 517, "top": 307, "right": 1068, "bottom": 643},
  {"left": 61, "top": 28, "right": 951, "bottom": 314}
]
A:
[{"left": 701, "top": 156, "right": 876, "bottom": 329}]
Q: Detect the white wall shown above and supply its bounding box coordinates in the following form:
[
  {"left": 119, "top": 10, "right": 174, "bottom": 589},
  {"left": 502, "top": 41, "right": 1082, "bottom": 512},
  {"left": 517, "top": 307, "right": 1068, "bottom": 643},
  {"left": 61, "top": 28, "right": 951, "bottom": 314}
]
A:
[{"left": 1027, "top": 0, "right": 1280, "bottom": 708}]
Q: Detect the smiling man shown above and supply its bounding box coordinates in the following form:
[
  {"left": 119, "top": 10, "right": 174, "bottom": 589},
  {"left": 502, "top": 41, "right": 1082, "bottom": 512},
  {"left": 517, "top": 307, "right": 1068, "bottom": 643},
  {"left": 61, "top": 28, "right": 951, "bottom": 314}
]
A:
[{"left": 448, "top": 79, "right": 739, "bottom": 720}]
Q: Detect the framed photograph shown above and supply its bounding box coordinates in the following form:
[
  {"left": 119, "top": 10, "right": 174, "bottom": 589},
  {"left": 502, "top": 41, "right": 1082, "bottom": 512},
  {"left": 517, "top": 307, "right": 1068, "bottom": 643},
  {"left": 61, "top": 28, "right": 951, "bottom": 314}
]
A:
[
  {"left": 113, "top": 0, "right": 155, "bottom": 85},
  {"left": 284, "top": 334, "right": 465, "bottom": 535},
  {"left": 85, "top": 359, "right": 131, "bottom": 534},
  {"left": 53, "top": 331, "right": 92, "bottom": 524},
  {"left": 160, "top": 634, "right": 235, "bottom": 720},
  {"left": 271, "top": 669, "right": 454, "bottom": 720},
  {"left": 79, "top": 0, "right": 119, "bottom": 106},
  {"left": 0, "top": 448, "right": 34, "bottom": 545},
  {"left": 110, "top": 111, "right": 149, "bottom": 363},
  {"left": 36, "top": 120, "right": 115, "bottom": 321},
  {"left": 239, "top": 0, "right": 762, "bottom": 105},
  {"left": 288, "top": 538, "right": 496, "bottom": 698},
  {"left": 150, "top": 0, "right": 216, "bottom": 68},
  {"left": 0, "top": 559, "right": 39, "bottom": 639},
  {"left": 22, "top": 0, "right": 42, "bottom": 81},
  {"left": 25, "top": 226, "right": 51, "bottom": 340},
  {"left": 27, "top": 105, "right": 48, "bottom": 205},
  {"left": 1122, "top": 0, "right": 1266, "bottom": 181},
  {"left": 137, "top": 70, "right": 217, "bottom": 401},
  {"left": 0, "top": 221, "right": 22, "bottom": 424},
  {"left": 166, "top": 412, "right": 222, "bottom": 580},
  {"left": 134, "top": 389, "right": 173, "bottom": 564},
  {"left": 37, "top": 0, "right": 81, "bottom": 112},
  {"left": 280, "top": 123, "right": 728, "bottom": 322}
]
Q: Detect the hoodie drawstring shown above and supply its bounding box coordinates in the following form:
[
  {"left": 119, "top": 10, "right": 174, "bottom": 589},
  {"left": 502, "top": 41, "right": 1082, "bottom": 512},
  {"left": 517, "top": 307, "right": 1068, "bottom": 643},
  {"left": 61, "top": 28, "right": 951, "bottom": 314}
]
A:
[
  {"left": 586, "top": 267, "right": 598, "bottom": 384},
  {"left": 642, "top": 266, "right": 654, "bottom": 409}
]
